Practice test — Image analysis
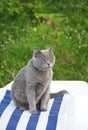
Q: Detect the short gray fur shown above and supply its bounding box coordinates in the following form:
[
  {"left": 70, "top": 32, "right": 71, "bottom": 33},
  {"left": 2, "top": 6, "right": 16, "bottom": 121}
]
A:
[{"left": 11, "top": 47, "right": 68, "bottom": 114}]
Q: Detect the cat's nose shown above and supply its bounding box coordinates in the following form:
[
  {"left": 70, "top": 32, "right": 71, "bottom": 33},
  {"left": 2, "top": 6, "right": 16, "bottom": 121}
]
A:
[{"left": 47, "top": 62, "right": 50, "bottom": 66}]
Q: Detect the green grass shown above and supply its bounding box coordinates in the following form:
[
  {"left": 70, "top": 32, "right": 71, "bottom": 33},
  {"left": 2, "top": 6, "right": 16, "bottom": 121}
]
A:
[{"left": 0, "top": 1, "right": 88, "bottom": 87}]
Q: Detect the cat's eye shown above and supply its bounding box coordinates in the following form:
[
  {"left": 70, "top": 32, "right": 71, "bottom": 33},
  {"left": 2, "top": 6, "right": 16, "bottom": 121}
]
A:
[
  {"left": 50, "top": 57, "right": 53, "bottom": 62},
  {"left": 41, "top": 56, "right": 46, "bottom": 62},
  {"left": 44, "top": 58, "right": 46, "bottom": 61}
]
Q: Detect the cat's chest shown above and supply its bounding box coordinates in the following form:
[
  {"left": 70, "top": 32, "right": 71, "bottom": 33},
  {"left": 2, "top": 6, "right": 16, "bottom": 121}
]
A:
[
  {"left": 36, "top": 69, "right": 52, "bottom": 81},
  {"left": 35, "top": 70, "right": 52, "bottom": 91},
  {"left": 27, "top": 66, "right": 53, "bottom": 85}
]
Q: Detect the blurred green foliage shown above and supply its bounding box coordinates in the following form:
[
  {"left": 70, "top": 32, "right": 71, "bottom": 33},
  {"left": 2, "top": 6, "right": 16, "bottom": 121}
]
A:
[{"left": 0, "top": 0, "right": 88, "bottom": 87}]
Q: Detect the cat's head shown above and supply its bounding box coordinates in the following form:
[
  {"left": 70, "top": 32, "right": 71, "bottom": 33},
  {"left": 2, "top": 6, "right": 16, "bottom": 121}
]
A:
[{"left": 32, "top": 46, "right": 55, "bottom": 71}]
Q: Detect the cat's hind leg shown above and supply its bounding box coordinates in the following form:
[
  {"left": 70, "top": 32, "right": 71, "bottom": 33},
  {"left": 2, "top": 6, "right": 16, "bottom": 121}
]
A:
[{"left": 14, "top": 99, "right": 29, "bottom": 110}]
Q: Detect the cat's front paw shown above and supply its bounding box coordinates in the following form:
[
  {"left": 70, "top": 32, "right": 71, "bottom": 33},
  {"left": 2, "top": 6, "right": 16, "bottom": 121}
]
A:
[
  {"left": 19, "top": 106, "right": 26, "bottom": 111},
  {"left": 41, "top": 106, "right": 47, "bottom": 111},
  {"left": 30, "top": 109, "right": 37, "bottom": 114}
]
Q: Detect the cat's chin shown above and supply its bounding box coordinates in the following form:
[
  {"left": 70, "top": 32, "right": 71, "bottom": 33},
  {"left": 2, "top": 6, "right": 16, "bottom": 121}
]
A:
[
  {"left": 35, "top": 66, "right": 51, "bottom": 71},
  {"left": 38, "top": 68, "right": 50, "bottom": 71},
  {"left": 33, "top": 63, "right": 51, "bottom": 71}
]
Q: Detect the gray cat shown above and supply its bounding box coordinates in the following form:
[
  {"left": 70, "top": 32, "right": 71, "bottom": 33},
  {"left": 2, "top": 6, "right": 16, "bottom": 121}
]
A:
[{"left": 11, "top": 47, "right": 68, "bottom": 114}]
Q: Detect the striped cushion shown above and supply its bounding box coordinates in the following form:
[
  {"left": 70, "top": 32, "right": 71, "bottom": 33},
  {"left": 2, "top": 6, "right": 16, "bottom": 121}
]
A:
[{"left": 0, "top": 90, "right": 63, "bottom": 130}]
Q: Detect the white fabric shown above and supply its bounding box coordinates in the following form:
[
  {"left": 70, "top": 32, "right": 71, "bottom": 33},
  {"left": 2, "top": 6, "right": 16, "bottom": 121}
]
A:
[{"left": 0, "top": 81, "right": 88, "bottom": 130}]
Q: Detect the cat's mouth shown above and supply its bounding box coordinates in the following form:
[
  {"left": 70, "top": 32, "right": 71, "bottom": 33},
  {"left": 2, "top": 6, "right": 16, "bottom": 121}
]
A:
[
  {"left": 47, "top": 65, "right": 51, "bottom": 68},
  {"left": 39, "top": 65, "right": 51, "bottom": 71}
]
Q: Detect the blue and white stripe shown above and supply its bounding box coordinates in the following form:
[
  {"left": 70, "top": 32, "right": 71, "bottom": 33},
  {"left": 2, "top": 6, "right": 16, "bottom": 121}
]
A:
[{"left": 0, "top": 90, "right": 63, "bottom": 130}]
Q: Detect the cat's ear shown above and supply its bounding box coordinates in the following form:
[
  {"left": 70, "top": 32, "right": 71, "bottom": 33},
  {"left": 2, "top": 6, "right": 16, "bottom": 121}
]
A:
[
  {"left": 49, "top": 46, "right": 55, "bottom": 53},
  {"left": 34, "top": 48, "right": 41, "bottom": 56}
]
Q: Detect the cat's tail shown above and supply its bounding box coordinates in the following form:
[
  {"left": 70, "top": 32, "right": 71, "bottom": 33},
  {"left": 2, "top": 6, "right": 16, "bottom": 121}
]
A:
[{"left": 50, "top": 90, "right": 69, "bottom": 99}]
